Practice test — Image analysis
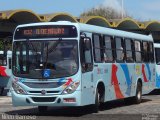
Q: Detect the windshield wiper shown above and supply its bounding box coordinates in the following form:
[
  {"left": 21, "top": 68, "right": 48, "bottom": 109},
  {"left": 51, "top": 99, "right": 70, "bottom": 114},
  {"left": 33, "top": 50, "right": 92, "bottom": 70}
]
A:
[
  {"left": 42, "top": 38, "right": 62, "bottom": 78},
  {"left": 48, "top": 38, "right": 62, "bottom": 54}
]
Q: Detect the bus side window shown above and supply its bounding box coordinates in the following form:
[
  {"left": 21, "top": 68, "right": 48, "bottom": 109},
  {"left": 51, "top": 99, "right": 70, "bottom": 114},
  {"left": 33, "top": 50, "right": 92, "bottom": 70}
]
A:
[
  {"left": 134, "top": 41, "right": 142, "bottom": 62},
  {"left": 149, "top": 42, "right": 155, "bottom": 63},
  {"left": 142, "top": 41, "right": 149, "bottom": 63},
  {"left": 80, "top": 37, "right": 93, "bottom": 72},
  {"left": 155, "top": 47, "right": 160, "bottom": 64},
  {"left": 93, "top": 34, "right": 103, "bottom": 63},
  {"left": 115, "top": 37, "right": 124, "bottom": 62},
  {"left": 103, "top": 36, "right": 114, "bottom": 62},
  {"left": 125, "top": 39, "right": 134, "bottom": 62}
]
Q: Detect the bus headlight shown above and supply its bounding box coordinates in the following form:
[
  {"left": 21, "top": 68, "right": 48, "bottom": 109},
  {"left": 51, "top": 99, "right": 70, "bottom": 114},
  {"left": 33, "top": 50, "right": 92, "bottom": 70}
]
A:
[
  {"left": 62, "top": 81, "right": 80, "bottom": 94},
  {"left": 12, "top": 82, "right": 26, "bottom": 94}
]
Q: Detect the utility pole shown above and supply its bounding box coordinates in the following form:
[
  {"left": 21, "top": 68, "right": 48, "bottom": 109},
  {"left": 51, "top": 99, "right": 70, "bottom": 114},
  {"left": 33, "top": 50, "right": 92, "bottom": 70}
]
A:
[{"left": 121, "top": 0, "right": 124, "bottom": 19}]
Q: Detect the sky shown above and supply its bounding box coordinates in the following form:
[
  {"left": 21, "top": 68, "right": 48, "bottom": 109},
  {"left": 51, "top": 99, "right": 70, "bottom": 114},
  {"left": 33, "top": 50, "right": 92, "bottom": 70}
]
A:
[{"left": 0, "top": 0, "right": 160, "bottom": 21}]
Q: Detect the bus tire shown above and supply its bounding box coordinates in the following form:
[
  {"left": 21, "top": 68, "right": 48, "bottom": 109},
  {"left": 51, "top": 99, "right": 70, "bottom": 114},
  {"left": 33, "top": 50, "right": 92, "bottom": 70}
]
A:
[
  {"left": 93, "top": 88, "right": 99, "bottom": 113},
  {"left": 38, "top": 106, "right": 48, "bottom": 113},
  {"left": 0, "top": 87, "right": 4, "bottom": 95},
  {"left": 133, "top": 82, "right": 142, "bottom": 104}
]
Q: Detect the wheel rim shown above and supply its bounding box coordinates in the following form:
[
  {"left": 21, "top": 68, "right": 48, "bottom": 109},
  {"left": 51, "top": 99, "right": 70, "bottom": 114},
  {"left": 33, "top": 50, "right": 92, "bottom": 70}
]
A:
[
  {"left": 98, "top": 92, "right": 100, "bottom": 105},
  {"left": 137, "top": 91, "right": 141, "bottom": 100}
]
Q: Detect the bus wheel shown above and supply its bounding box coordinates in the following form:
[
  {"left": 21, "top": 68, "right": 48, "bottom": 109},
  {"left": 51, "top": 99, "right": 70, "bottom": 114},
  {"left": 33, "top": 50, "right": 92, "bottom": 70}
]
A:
[
  {"left": 93, "top": 88, "right": 100, "bottom": 113},
  {"left": 0, "top": 87, "right": 4, "bottom": 95},
  {"left": 133, "top": 82, "right": 142, "bottom": 104},
  {"left": 38, "top": 106, "right": 48, "bottom": 113}
]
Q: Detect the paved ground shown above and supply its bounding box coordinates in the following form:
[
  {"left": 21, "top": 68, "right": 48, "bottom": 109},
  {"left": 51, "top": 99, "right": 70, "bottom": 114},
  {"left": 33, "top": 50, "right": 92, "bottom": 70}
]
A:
[{"left": 0, "top": 90, "right": 160, "bottom": 120}]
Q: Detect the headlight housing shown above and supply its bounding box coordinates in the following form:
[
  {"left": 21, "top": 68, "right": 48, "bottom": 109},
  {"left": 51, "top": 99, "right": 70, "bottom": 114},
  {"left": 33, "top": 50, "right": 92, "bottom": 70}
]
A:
[
  {"left": 12, "top": 82, "right": 26, "bottom": 94},
  {"left": 62, "top": 81, "right": 80, "bottom": 94}
]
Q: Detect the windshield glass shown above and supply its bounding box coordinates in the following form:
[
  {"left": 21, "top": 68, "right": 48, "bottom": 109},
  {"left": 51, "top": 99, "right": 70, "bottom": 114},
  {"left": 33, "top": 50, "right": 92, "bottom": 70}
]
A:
[
  {"left": 12, "top": 40, "right": 79, "bottom": 79},
  {"left": 155, "top": 48, "right": 160, "bottom": 65}
]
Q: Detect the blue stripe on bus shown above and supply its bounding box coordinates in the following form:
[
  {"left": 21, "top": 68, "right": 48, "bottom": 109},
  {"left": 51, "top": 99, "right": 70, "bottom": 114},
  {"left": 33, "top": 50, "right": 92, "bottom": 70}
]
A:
[
  {"left": 156, "top": 73, "right": 160, "bottom": 88},
  {"left": 146, "top": 64, "right": 151, "bottom": 81},
  {"left": 58, "top": 78, "right": 65, "bottom": 85},
  {"left": 120, "top": 64, "right": 132, "bottom": 96}
]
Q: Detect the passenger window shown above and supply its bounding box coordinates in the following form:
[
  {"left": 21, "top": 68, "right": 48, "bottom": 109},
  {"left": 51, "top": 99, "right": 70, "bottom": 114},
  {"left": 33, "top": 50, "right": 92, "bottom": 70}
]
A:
[
  {"left": 93, "top": 34, "right": 103, "bottom": 62},
  {"left": 134, "top": 41, "right": 142, "bottom": 62},
  {"left": 149, "top": 42, "right": 155, "bottom": 63},
  {"left": 80, "top": 37, "right": 93, "bottom": 72},
  {"left": 142, "top": 42, "right": 149, "bottom": 62},
  {"left": 115, "top": 37, "right": 124, "bottom": 62},
  {"left": 125, "top": 39, "right": 133, "bottom": 62},
  {"left": 103, "top": 36, "right": 114, "bottom": 62},
  {"left": 155, "top": 48, "right": 160, "bottom": 64}
]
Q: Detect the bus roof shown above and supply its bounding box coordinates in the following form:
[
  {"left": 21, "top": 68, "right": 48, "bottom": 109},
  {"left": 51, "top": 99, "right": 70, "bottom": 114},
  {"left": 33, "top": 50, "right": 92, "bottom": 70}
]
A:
[
  {"left": 15, "top": 21, "right": 153, "bottom": 42},
  {"left": 154, "top": 43, "right": 160, "bottom": 48}
]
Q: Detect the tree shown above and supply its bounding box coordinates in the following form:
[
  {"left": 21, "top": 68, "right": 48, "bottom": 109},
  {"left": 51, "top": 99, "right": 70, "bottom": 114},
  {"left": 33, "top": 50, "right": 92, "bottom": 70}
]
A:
[{"left": 80, "top": 6, "right": 128, "bottom": 19}]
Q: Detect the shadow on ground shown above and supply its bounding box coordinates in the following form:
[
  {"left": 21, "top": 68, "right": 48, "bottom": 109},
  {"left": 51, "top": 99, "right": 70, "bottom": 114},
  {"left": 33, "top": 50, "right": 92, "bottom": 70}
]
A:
[
  {"left": 148, "top": 89, "right": 160, "bottom": 95},
  {"left": 5, "top": 98, "right": 151, "bottom": 117}
]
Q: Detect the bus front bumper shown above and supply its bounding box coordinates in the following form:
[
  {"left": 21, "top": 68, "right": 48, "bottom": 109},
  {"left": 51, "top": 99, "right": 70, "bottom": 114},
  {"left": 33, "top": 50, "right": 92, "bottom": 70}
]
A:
[{"left": 11, "top": 90, "right": 81, "bottom": 107}]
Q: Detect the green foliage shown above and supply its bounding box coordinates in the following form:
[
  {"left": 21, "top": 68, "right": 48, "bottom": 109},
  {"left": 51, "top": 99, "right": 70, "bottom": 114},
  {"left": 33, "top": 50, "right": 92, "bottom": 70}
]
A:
[
  {"left": 80, "top": 7, "right": 128, "bottom": 19},
  {"left": 0, "top": 39, "right": 3, "bottom": 50},
  {"left": 0, "top": 38, "right": 12, "bottom": 51}
]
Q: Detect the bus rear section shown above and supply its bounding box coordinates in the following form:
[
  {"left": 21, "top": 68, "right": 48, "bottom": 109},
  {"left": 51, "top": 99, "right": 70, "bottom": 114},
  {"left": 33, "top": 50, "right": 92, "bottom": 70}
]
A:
[
  {"left": 0, "top": 36, "right": 12, "bottom": 95},
  {"left": 154, "top": 43, "right": 160, "bottom": 88}
]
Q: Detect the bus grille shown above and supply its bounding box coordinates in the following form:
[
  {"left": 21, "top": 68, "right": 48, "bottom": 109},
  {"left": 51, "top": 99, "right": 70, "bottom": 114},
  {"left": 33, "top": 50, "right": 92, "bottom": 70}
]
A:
[
  {"left": 23, "top": 82, "right": 65, "bottom": 88},
  {"left": 29, "top": 91, "right": 59, "bottom": 94},
  {"left": 31, "top": 97, "right": 56, "bottom": 102}
]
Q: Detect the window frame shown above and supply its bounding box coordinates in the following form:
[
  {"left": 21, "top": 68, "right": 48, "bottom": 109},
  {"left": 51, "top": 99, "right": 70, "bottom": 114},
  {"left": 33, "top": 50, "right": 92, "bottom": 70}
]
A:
[
  {"left": 124, "top": 38, "right": 134, "bottom": 63},
  {"left": 134, "top": 40, "right": 142, "bottom": 63},
  {"left": 103, "top": 35, "right": 115, "bottom": 63},
  {"left": 114, "top": 36, "right": 125, "bottom": 63},
  {"left": 148, "top": 42, "right": 155, "bottom": 63},
  {"left": 80, "top": 36, "right": 93, "bottom": 73},
  {"left": 92, "top": 33, "right": 103, "bottom": 63}
]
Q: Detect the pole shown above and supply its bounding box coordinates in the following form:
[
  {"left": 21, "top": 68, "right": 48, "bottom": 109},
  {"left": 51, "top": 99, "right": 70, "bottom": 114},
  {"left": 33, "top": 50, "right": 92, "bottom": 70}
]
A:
[{"left": 121, "top": 0, "right": 124, "bottom": 19}]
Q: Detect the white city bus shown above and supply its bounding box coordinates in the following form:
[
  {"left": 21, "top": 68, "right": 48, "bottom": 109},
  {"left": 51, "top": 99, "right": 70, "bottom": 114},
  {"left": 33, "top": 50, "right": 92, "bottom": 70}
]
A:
[
  {"left": 154, "top": 43, "right": 160, "bottom": 88},
  {"left": 0, "top": 37, "right": 12, "bottom": 95},
  {"left": 11, "top": 21, "right": 155, "bottom": 113}
]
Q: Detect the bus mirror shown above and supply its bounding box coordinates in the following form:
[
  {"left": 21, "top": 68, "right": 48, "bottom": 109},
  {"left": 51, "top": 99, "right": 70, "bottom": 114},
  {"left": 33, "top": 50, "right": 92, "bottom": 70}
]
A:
[{"left": 84, "top": 38, "right": 91, "bottom": 50}]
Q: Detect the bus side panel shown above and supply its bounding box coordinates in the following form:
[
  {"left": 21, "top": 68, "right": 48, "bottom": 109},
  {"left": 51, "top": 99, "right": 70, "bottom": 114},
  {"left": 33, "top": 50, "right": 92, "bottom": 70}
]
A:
[
  {"left": 156, "top": 65, "right": 160, "bottom": 88},
  {"left": 92, "top": 63, "right": 115, "bottom": 102},
  {"left": 81, "top": 32, "right": 95, "bottom": 106},
  {"left": 141, "top": 63, "right": 155, "bottom": 94},
  {"left": 119, "top": 63, "right": 135, "bottom": 98}
]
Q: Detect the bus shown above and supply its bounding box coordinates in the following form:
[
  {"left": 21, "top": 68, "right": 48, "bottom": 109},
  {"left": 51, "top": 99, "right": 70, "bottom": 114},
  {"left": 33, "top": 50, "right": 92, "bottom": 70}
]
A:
[
  {"left": 11, "top": 21, "right": 155, "bottom": 113},
  {"left": 0, "top": 37, "right": 12, "bottom": 95},
  {"left": 154, "top": 43, "right": 160, "bottom": 88}
]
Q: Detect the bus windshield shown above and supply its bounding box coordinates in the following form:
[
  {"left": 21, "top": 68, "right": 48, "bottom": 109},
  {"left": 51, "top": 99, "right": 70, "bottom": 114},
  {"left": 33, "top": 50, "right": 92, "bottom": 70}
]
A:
[{"left": 12, "top": 40, "right": 79, "bottom": 79}]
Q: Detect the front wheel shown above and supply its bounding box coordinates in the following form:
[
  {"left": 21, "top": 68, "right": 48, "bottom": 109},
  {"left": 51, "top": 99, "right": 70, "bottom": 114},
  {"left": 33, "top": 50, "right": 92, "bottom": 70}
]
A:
[
  {"left": 133, "top": 82, "right": 142, "bottom": 104},
  {"left": 93, "top": 88, "right": 100, "bottom": 113}
]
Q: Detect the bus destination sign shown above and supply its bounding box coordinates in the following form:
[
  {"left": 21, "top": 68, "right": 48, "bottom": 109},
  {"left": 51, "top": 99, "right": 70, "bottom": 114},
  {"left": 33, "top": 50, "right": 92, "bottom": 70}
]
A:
[
  {"left": 23, "top": 28, "right": 65, "bottom": 36},
  {"left": 14, "top": 25, "right": 77, "bottom": 39}
]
